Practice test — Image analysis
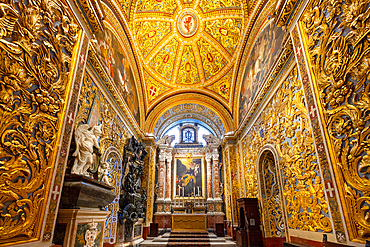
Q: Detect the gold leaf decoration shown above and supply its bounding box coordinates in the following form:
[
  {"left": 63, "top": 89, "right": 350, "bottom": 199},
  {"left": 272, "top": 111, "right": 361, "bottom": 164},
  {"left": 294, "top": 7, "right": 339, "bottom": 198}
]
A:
[
  {"left": 136, "top": 0, "right": 177, "bottom": 13},
  {"left": 207, "top": 69, "right": 232, "bottom": 100},
  {"left": 144, "top": 71, "right": 171, "bottom": 102},
  {"left": 134, "top": 21, "right": 171, "bottom": 58},
  {"left": 177, "top": 45, "right": 200, "bottom": 85},
  {"left": 199, "top": 0, "right": 242, "bottom": 12},
  {"left": 205, "top": 18, "right": 242, "bottom": 55},
  {"left": 300, "top": 0, "right": 370, "bottom": 241},
  {"left": 197, "top": 38, "right": 227, "bottom": 80},
  {"left": 241, "top": 66, "right": 332, "bottom": 232},
  {"left": 149, "top": 38, "right": 179, "bottom": 81},
  {"left": 0, "top": 0, "right": 79, "bottom": 243}
]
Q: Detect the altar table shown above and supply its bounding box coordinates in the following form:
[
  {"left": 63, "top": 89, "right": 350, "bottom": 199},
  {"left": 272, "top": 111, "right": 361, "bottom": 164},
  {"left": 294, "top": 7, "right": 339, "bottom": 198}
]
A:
[{"left": 172, "top": 214, "right": 207, "bottom": 231}]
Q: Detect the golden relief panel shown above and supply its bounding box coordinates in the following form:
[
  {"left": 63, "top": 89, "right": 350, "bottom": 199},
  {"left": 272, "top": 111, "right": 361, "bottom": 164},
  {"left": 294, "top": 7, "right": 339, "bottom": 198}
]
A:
[
  {"left": 207, "top": 68, "right": 232, "bottom": 101},
  {"left": 229, "top": 146, "right": 240, "bottom": 223},
  {"left": 199, "top": 0, "right": 242, "bottom": 12},
  {"left": 134, "top": 21, "right": 171, "bottom": 58},
  {"left": 223, "top": 148, "right": 232, "bottom": 221},
  {"left": 204, "top": 18, "right": 242, "bottom": 55},
  {"left": 149, "top": 38, "right": 179, "bottom": 81},
  {"left": 145, "top": 71, "right": 171, "bottom": 102},
  {"left": 197, "top": 38, "right": 227, "bottom": 80},
  {"left": 300, "top": 0, "right": 370, "bottom": 241},
  {"left": 117, "top": 0, "right": 131, "bottom": 17},
  {"left": 145, "top": 147, "right": 156, "bottom": 225},
  {"left": 177, "top": 45, "right": 200, "bottom": 85},
  {"left": 136, "top": 0, "right": 177, "bottom": 13},
  {"left": 0, "top": 0, "right": 79, "bottom": 243},
  {"left": 240, "top": 65, "right": 332, "bottom": 232}
]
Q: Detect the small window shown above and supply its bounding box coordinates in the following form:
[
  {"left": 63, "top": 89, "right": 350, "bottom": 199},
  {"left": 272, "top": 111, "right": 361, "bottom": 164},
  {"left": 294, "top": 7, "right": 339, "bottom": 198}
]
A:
[{"left": 182, "top": 128, "right": 195, "bottom": 143}]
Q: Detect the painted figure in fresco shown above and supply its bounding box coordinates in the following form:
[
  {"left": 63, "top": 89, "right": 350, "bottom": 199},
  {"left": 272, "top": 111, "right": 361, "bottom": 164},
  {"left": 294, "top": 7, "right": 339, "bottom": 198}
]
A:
[
  {"left": 97, "top": 29, "right": 115, "bottom": 80},
  {"left": 95, "top": 28, "right": 141, "bottom": 124},
  {"left": 238, "top": 19, "right": 286, "bottom": 123},
  {"left": 71, "top": 124, "right": 102, "bottom": 176}
]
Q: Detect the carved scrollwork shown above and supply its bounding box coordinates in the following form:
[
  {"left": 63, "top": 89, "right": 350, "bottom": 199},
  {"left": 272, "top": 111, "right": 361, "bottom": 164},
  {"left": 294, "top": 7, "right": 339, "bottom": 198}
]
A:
[
  {"left": 241, "top": 66, "right": 332, "bottom": 233},
  {"left": 300, "top": 0, "right": 370, "bottom": 241},
  {"left": 0, "top": 0, "right": 78, "bottom": 242}
]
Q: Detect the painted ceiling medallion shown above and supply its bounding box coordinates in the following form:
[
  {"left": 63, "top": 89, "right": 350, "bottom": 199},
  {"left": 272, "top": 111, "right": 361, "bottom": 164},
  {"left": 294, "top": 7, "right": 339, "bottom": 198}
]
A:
[
  {"left": 177, "top": 10, "right": 199, "bottom": 37},
  {"left": 132, "top": 0, "right": 244, "bottom": 105}
]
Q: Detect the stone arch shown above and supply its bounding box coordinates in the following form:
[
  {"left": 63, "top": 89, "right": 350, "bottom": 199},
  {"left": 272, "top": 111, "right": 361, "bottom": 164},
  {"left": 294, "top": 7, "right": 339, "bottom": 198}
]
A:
[{"left": 256, "top": 144, "right": 287, "bottom": 240}]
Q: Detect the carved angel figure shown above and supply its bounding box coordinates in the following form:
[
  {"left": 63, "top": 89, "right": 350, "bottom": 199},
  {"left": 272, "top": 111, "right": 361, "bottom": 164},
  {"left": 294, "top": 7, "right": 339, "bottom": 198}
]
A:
[
  {"left": 71, "top": 124, "right": 102, "bottom": 176},
  {"left": 203, "top": 134, "right": 221, "bottom": 146},
  {"left": 156, "top": 135, "right": 175, "bottom": 145},
  {"left": 98, "top": 162, "right": 111, "bottom": 185}
]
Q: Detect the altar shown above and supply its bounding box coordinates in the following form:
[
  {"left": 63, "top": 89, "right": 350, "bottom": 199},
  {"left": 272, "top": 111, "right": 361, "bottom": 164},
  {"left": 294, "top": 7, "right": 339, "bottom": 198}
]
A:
[
  {"left": 172, "top": 214, "right": 207, "bottom": 232},
  {"left": 154, "top": 125, "right": 225, "bottom": 231}
]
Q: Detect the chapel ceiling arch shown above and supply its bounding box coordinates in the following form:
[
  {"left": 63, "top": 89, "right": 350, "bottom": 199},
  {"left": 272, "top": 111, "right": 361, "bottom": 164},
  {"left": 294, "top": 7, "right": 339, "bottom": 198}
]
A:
[{"left": 144, "top": 93, "right": 234, "bottom": 137}]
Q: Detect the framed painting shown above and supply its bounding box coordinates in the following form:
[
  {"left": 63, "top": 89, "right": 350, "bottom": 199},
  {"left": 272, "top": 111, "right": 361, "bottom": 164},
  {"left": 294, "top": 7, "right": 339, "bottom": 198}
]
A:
[{"left": 173, "top": 156, "right": 205, "bottom": 199}]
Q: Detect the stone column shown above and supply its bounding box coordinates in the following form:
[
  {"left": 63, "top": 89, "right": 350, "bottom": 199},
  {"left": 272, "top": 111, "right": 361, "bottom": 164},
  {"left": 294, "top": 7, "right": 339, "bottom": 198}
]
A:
[
  {"left": 205, "top": 153, "right": 213, "bottom": 201},
  {"left": 165, "top": 155, "right": 172, "bottom": 201},
  {"left": 157, "top": 150, "right": 166, "bottom": 200},
  {"left": 212, "top": 148, "right": 221, "bottom": 200}
]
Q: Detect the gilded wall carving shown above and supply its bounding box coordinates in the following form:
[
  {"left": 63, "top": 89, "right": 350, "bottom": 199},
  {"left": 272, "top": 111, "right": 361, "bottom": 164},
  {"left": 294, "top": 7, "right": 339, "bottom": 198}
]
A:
[
  {"left": 223, "top": 148, "right": 232, "bottom": 221},
  {"left": 240, "top": 65, "right": 332, "bottom": 232},
  {"left": 76, "top": 72, "right": 130, "bottom": 244},
  {"left": 300, "top": 0, "right": 370, "bottom": 241},
  {"left": 145, "top": 147, "right": 156, "bottom": 226},
  {"left": 229, "top": 146, "right": 239, "bottom": 223},
  {"left": 0, "top": 0, "right": 78, "bottom": 243}
]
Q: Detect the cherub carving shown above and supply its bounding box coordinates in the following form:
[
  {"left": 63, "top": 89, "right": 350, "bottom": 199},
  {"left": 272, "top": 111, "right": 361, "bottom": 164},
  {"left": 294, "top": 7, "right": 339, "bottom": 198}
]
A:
[
  {"left": 71, "top": 124, "right": 102, "bottom": 176},
  {"left": 98, "top": 162, "right": 111, "bottom": 185}
]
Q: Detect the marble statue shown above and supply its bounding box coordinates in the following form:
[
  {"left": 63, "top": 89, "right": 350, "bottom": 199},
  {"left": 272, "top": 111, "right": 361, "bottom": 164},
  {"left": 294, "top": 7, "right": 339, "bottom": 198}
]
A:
[
  {"left": 71, "top": 124, "right": 102, "bottom": 176},
  {"left": 156, "top": 135, "right": 175, "bottom": 145},
  {"left": 98, "top": 162, "right": 111, "bottom": 185},
  {"left": 203, "top": 134, "right": 221, "bottom": 146}
]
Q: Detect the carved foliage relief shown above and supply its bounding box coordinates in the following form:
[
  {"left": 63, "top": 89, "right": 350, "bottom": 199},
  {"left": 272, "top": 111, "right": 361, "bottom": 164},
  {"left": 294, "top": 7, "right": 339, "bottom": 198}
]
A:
[
  {"left": 145, "top": 147, "right": 156, "bottom": 226},
  {"left": 223, "top": 148, "right": 232, "bottom": 221},
  {"left": 240, "top": 66, "right": 332, "bottom": 232},
  {"left": 76, "top": 72, "right": 129, "bottom": 244},
  {"left": 300, "top": 0, "right": 370, "bottom": 241},
  {"left": 229, "top": 146, "right": 240, "bottom": 223},
  {"left": 0, "top": 0, "right": 78, "bottom": 242}
]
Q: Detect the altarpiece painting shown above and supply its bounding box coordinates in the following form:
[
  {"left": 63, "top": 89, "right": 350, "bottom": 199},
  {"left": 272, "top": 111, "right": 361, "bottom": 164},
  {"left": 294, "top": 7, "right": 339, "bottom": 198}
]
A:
[{"left": 173, "top": 157, "right": 205, "bottom": 198}]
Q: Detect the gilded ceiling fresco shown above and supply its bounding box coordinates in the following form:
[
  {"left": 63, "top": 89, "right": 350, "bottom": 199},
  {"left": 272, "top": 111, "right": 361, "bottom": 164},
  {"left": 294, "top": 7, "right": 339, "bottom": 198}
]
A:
[{"left": 131, "top": 0, "right": 245, "bottom": 107}]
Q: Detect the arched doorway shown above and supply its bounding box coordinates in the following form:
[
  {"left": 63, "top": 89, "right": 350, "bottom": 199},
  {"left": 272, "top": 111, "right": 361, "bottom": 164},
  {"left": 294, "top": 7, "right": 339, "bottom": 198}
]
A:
[{"left": 258, "top": 149, "right": 287, "bottom": 244}]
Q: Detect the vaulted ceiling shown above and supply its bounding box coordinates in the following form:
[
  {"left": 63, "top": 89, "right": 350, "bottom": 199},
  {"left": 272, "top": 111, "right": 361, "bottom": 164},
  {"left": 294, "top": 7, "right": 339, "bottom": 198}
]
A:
[
  {"left": 131, "top": 0, "right": 245, "bottom": 112},
  {"left": 84, "top": 0, "right": 288, "bottom": 137}
]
